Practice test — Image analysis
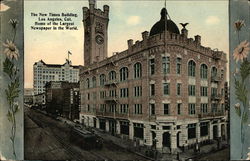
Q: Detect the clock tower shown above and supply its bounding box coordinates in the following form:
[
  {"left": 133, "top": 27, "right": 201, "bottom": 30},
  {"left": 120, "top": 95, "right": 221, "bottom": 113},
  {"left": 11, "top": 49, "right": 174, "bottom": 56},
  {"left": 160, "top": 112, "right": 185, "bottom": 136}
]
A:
[{"left": 82, "top": 0, "right": 109, "bottom": 66}]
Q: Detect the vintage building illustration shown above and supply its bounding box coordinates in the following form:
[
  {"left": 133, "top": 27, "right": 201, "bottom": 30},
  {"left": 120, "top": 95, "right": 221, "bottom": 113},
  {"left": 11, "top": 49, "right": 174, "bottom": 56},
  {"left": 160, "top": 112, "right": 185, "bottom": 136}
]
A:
[{"left": 79, "top": 0, "right": 228, "bottom": 153}]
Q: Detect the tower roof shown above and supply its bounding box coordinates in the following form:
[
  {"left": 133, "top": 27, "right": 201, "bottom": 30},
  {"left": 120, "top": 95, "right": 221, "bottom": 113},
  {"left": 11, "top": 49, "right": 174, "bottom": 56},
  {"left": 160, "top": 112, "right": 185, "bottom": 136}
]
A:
[{"left": 149, "top": 8, "right": 180, "bottom": 36}]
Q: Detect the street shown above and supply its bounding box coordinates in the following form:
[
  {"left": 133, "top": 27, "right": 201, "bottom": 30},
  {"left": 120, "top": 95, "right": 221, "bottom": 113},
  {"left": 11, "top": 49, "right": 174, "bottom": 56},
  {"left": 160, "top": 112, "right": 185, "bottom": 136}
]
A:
[
  {"left": 195, "top": 147, "right": 229, "bottom": 161},
  {"left": 24, "top": 105, "right": 149, "bottom": 160}
]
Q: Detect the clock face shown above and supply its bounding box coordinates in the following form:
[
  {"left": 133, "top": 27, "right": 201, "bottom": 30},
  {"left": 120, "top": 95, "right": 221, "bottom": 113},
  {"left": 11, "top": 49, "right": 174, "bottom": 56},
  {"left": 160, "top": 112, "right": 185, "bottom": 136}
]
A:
[{"left": 95, "top": 35, "right": 104, "bottom": 45}]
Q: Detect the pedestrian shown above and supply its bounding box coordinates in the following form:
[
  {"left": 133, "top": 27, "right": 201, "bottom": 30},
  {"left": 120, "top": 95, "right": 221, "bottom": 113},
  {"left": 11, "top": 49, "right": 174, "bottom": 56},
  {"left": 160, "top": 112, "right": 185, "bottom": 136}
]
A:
[
  {"left": 196, "top": 142, "right": 199, "bottom": 153},
  {"left": 176, "top": 152, "right": 179, "bottom": 160}
]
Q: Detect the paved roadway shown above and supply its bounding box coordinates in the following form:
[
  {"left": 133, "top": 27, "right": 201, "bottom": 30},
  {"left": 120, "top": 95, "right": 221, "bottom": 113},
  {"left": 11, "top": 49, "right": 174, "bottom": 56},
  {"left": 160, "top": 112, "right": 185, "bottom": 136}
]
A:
[
  {"left": 195, "top": 147, "right": 230, "bottom": 161},
  {"left": 24, "top": 105, "right": 149, "bottom": 160}
]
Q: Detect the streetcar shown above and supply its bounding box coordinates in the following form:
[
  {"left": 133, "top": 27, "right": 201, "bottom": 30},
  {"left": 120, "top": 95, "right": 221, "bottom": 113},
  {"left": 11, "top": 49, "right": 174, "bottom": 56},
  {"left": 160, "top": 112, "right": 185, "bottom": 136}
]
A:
[{"left": 70, "top": 127, "right": 103, "bottom": 150}]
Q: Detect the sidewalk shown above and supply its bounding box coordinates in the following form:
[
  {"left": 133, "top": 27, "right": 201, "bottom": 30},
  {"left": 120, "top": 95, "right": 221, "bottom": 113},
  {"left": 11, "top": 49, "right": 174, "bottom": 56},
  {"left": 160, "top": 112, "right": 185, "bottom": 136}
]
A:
[
  {"left": 55, "top": 117, "right": 229, "bottom": 161},
  {"left": 91, "top": 128, "right": 154, "bottom": 160},
  {"left": 161, "top": 140, "right": 229, "bottom": 161}
]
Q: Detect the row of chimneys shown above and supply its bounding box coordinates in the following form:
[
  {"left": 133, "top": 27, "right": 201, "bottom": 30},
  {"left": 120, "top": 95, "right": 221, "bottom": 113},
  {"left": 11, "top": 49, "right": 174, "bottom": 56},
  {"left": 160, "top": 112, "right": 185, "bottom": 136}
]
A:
[
  {"left": 127, "top": 29, "right": 201, "bottom": 49},
  {"left": 180, "top": 28, "right": 201, "bottom": 45}
]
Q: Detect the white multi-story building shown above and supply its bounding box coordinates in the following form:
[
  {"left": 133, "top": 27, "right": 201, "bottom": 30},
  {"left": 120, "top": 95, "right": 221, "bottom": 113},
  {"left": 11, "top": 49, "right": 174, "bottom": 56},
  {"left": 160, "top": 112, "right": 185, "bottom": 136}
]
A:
[{"left": 33, "top": 60, "right": 79, "bottom": 95}]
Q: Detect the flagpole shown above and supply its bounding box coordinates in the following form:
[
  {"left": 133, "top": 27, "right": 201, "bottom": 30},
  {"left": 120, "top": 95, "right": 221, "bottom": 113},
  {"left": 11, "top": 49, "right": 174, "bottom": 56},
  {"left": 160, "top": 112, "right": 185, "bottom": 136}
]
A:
[{"left": 68, "top": 51, "right": 69, "bottom": 62}]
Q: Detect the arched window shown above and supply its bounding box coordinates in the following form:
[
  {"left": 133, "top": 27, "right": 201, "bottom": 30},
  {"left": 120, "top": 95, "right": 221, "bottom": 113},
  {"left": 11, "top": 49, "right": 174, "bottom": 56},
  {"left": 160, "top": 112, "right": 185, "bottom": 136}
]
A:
[
  {"left": 188, "top": 60, "right": 196, "bottom": 77},
  {"left": 92, "top": 76, "right": 96, "bottom": 88},
  {"left": 109, "top": 71, "right": 116, "bottom": 80},
  {"left": 211, "top": 67, "right": 217, "bottom": 78},
  {"left": 200, "top": 64, "right": 208, "bottom": 79},
  {"left": 100, "top": 74, "right": 106, "bottom": 86},
  {"left": 120, "top": 67, "right": 128, "bottom": 81},
  {"left": 86, "top": 78, "right": 90, "bottom": 89},
  {"left": 134, "top": 63, "right": 142, "bottom": 78}
]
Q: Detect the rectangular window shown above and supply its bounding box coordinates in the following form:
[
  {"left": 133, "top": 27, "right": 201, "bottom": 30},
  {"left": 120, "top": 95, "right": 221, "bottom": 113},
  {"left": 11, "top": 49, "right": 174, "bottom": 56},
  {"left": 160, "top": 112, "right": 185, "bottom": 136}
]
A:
[
  {"left": 200, "top": 86, "right": 208, "bottom": 96},
  {"left": 150, "top": 104, "right": 155, "bottom": 115},
  {"left": 134, "top": 86, "right": 142, "bottom": 97},
  {"left": 211, "top": 88, "right": 217, "bottom": 96},
  {"left": 100, "top": 104, "right": 106, "bottom": 112},
  {"left": 109, "top": 104, "right": 116, "bottom": 113},
  {"left": 163, "top": 104, "right": 169, "bottom": 115},
  {"left": 163, "top": 126, "right": 171, "bottom": 130},
  {"left": 87, "top": 93, "right": 90, "bottom": 100},
  {"left": 177, "top": 83, "right": 181, "bottom": 96},
  {"left": 120, "top": 121, "right": 129, "bottom": 135},
  {"left": 150, "top": 59, "right": 155, "bottom": 75},
  {"left": 120, "top": 104, "right": 129, "bottom": 114},
  {"left": 211, "top": 103, "right": 217, "bottom": 112},
  {"left": 109, "top": 90, "right": 116, "bottom": 97},
  {"left": 150, "top": 84, "right": 155, "bottom": 96},
  {"left": 188, "top": 104, "right": 196, "bottom": 115},
  {"left": 162, "top": 56, "right": 170, "bottom": 74},
  {"left": 188, "top": 124, "right": 196, "bottom": 139},
  {"left": 120, "top": 88, "right": 129, "bottom": 98},
  {"left": 201, "top": 103, "right": 208, "bottom": 113},
  {"left": 177, "top": 103, "right": 181, "bottom": 115},
  {"left": 200, "top": 122, "right": 209, "bottom": 137},
  {"left": 176, "top": 58, "right": 182, "bottom": 74},
  {"left": 163, "top": 83, "right": 170, "bottom": 95},
  {"left": 134, "top": 123, "right": 144, "bottom": 139},
  {"left": 134, "top": 104, "right": 142, "bottom": 114},
  {"left": 100, "top": 91, "right": 106, "bottom": 99},
  {"left": 188, "top": 85, "right": 196, "bottom": 96}
]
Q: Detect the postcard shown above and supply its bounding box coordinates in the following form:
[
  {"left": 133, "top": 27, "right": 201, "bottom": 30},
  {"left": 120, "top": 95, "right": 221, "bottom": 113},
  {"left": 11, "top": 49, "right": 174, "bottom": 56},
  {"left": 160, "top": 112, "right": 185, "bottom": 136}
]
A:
[{"left": 0, "top": 0, "right": 249, "bottom": 160}]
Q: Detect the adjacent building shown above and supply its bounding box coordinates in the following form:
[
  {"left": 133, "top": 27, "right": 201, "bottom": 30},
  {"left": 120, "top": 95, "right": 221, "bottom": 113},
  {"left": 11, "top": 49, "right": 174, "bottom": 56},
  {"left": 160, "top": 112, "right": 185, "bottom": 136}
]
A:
[
  {"left": 33, "top": 92, "right": 46, "bottom": 109},
  {"left": 24, "top": 88, "right": 34, "bottom": 104},
  {"left": 79, "top": 1, "right": 228, "bottom": 153},
  {"left": 33, "top": 60, "right": 79, "bottom": 95},
  {"left": 45, "top": 81, "right": 80, "bottom": 120}
]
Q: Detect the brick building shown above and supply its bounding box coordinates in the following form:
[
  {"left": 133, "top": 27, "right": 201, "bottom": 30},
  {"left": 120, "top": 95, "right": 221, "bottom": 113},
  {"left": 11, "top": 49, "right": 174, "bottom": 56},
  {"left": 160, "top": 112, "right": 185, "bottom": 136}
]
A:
[
  {"left": 33, "top": 92, "right": 46, "bottom": 109},
  {"left": 79, "top": 1, "right": 228, "bottom": 153},
  {"left": 45, "top": 81, "right": 80, "bottom": 120}
]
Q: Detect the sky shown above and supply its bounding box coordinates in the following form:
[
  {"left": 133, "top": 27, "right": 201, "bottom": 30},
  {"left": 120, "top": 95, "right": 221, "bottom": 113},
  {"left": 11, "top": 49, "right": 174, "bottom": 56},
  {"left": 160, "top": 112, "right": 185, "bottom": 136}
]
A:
[{"left": 24, "top": 0, "right": 229, "bottom": 88}]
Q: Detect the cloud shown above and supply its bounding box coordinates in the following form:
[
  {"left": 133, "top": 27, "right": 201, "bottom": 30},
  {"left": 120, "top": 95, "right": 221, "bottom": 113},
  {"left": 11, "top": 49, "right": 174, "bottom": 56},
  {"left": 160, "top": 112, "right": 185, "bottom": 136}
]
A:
[
  {"left": 126, "top": 16, "right": 141, "bottom": 26},
  {"left": 0, "top": 3, "right": 10, "bottom": 12},
  {"left": 205, "top": 16, "right": 220, "bottom": 25}
]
